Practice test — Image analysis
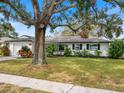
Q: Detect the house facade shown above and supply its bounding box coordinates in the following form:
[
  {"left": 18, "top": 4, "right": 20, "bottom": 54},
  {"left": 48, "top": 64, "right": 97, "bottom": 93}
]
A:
[
  {"left": 5, "top": 36, "right": 34, "bottom": 57},
  {"left": 49, "top": 36, "right": 111, "bottom": 57},
  {"left": 1, "top": 35, "right": 124, "bottom": 58}
]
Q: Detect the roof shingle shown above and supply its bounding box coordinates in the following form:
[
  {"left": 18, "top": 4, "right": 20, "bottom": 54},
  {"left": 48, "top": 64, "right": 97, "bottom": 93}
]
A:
[{"left": 47, "top": 36, "right": 111, "bottom": 43}]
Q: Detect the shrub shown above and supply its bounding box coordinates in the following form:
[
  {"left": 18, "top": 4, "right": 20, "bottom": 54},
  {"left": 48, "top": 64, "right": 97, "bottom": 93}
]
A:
[
  {"left": 46, "top": 44, "right": 57, "bottom": 56},
  {"left": 73, "top": 51, "right": 82, "bottom": 57},
  {"left": 64, "top": 48, "right": 72, "bottom": 56},
  {"left": 22, "top": 46, "right": 30, "bottom": 52},
  {"left": 87, "top": 52, "right": 95, "bottom": 57},
  {"left": 108, "top": 40, "right": 124, "bottom": 58},
  {"left": 0, "top": 46, "right": 10, "bottom": 56},
  {"left": 95, "top": 50, "right": 102, "bottom": 57},
  {"left": 82, "top": 49, "right": 88, "bottom": 57},
  {"left": 18, "top": 46, "right": 32, "bottom": 58}
]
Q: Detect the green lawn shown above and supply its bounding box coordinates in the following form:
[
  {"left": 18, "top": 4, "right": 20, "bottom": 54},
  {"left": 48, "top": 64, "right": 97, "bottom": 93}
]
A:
[
  {"left": 0, "top": 83, "right": 48, "bottom": 93},
  {"left": 0, "top": 57, "right": 124, "bottom": 92}
]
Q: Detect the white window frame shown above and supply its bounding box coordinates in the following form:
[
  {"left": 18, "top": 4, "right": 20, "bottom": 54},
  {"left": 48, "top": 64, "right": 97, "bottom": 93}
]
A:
[
  {"left": 89, "top": 44, "right": 99, "bottom": 50},
  {"left": 75, "top": 44, "right": 80, "bottom": 50}
]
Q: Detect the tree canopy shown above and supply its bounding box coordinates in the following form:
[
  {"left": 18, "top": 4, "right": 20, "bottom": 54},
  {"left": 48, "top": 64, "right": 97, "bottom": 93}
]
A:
[
  {"left": 61, "top": 6, "right": 123, "bottom": 39},
  {"left": 0, "top": 19, "right": 18, "bottom": 38},
  {"left": 0, "top": 0, "right": 123, "bottom": 30}
]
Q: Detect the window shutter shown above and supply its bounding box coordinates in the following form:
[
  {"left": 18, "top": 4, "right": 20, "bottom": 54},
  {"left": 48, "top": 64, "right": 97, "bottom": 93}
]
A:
[
  {"left": 72, "top": 44, "right": 75, "bottom": 50},
  {"left": 98, "top": 43, "right": 100, "bottom": 50},
  {"left": 80, "top": 44, "right": 82, "bottom": 50},
  {"left": 87, "top": 44, "right": 89, "bottom": 50}
]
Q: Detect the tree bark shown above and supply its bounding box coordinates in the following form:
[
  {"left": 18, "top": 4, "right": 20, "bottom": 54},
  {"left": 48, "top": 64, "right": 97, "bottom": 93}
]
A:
[{"left": 32, "top": 24, "right": 47, "bottom": 65}]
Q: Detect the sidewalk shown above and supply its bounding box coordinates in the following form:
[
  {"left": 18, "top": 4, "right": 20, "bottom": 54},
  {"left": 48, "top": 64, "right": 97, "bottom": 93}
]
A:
[
  {"left": 0, "top": 73, "right": 122, "bottom": 93},
  {"left": 0, "top": 56, "right": 16, "bottom": 61}
]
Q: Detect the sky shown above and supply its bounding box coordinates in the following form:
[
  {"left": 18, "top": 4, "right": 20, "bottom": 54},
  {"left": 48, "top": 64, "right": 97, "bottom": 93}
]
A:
[{"left": 7, "top": 0, "right": 124, "bottom": 38}]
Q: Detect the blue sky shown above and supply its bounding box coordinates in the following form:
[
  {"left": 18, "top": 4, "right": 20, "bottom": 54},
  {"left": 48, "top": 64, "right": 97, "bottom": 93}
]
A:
[{"left": 9, "top": 0, "right": 124, "bottom": 37}]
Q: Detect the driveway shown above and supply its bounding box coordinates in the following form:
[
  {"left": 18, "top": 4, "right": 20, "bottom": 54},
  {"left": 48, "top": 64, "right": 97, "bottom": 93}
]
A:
[{"left": 0, "top": 56, "right": 16, "bottom": 61}]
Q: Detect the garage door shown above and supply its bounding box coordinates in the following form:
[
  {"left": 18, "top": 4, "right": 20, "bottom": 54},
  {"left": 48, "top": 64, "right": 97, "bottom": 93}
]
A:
[{"left": 13, "top": 43, "right": 21, "bottom": 57}]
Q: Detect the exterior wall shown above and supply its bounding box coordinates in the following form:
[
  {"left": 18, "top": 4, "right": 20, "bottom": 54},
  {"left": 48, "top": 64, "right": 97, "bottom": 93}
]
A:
[
  {"left": 68, "top": 43, "right": 72, "bottom": 50},
  {"left": 100, "top": 43, "right": 109, "bottom": 57},
  {"left": 9, "top": 42, "right": 33, "bottom": 57},
  {"left": 54, "top": 43, "right": 110, "bottom": 57},
  {"left": 8, "top": 41, "right": 111, "bottom": 57},
  {"left": 123, "top": 54, "right": 124, "bottom": 58},
  {"left": 121, "top": 54, "right": 124, "bottom": 58}
]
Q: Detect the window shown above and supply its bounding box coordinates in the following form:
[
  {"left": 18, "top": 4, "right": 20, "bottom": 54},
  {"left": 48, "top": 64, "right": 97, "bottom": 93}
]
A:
[
  {"left": 58, "top": 44, "right": 64, "bottom": 51},
  {"left": 72, "top": 44, "right": 82, "bottom": 50},
  {"left": 87, "top": 44, "right": 100, "bottom": 50},
  {"left": 75, "top": 44, "right": 80, "bottom": 50}
]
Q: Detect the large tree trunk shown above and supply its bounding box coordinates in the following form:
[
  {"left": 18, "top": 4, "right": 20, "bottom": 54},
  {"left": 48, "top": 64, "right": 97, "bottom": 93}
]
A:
[{"left": 32, "top": 24, "right": 47, "bottom": 65}]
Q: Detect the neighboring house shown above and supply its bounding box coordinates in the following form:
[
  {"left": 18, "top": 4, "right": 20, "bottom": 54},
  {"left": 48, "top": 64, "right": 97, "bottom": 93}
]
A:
[{"left": 48, "top": 36, "right": 111, "bottom": 57}]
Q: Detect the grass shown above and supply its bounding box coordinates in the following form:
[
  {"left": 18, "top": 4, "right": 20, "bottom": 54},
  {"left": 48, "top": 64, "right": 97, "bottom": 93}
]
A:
[
  {"left": 0, "top": 57, "right": 124, "bottom": 92},
  {"left": 0, "top": 83, "right": 48, "bottom": 93}
]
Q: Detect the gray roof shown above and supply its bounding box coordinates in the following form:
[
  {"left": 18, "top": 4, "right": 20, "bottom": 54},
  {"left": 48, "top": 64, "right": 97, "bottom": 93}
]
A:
[
  {"left": 4, "top": 35, "right": 111, "bottom": 43},
  {"left": 48, "top": 36, "right": 111, "bottom": 43},
  {"left": 20, "top": 35, "right": 34, "bottom": 39},
  {"left": 6, "top": 38, "right": 33, "bottom": 42},
  {"left": 0, "top": 37, "right": 13, "bottom": 43},
  {"left": 5, "top": 35, "right": 34, "bottom": 42},
  {"left": 6, "top": 36, "right": 51, "bottom": 42}
]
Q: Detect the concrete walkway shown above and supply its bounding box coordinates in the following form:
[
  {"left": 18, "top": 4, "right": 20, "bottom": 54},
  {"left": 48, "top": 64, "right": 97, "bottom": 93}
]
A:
[
  {"left": 0, "top": 73, "right": 122, "bottom": 93},
  {"left": 0, "top": 56, "right": 16, "bottom": 61}
]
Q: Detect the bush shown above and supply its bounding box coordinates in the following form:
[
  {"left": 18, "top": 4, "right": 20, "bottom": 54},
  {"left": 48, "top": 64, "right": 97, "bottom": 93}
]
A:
[
  {"left": 87, "top": 52, "right": 95, "bottom": 57},
  {"left": 73, "top": 51, "right": 82, "bottom": 57},
  {"left": 82, "top": 49, "right": 88, "bottom": 57},
  {"left": 95, "top": 50, "right": 102, "bottom": 57},
  {"left": 64, "top": 48, "right": 72, "bottom": 56},
  {"left": 18, "top": 46, "right": 32, "bottom": 58},
  {"left": 22, "top": 46, "right": 30, "bottom": 52},
  {"left": 0, "top": 46, "right": 10, "bottom": 56},
  {"left": 46, "top": 44, "right": 57, "bottom": 56},
  {"left": 108, "top": 40, "right": 124, "bottom": 58}
]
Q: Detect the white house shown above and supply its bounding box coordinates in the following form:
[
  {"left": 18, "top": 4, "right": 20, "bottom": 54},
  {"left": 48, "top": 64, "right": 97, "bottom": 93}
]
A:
[
  {"left": 5, "top": 35, "right": 34, "bottom": 57},
  {"left": 0, "top": 37, "right": 13, "bottom": 46},
  {"left": 1, "top": 35, "right": 124, "bottom": 58},
  {"left": 48, "top": 36, "right": 111, "bottom": 57}
]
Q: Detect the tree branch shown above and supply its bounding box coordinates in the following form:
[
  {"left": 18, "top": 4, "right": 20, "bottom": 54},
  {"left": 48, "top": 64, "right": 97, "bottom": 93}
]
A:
[
  {"left": 16, "top": 18, "right": 34, "bottom": 26},
  {"left": 50, "top": 22, "right": 87, "bottom": 33},
  {"left": 0, "top": 0, "right": 34, "bottom": 25},
  {"left": 0, "top": 8, "right": 9, "bottom": 14},
  {"left": 0, "top": 7, "right": 10, "bottom": 19},
  {"left": 31, "top": 0, "right": 40, "bottom": 20},
  {"left": 53, "top": 3, "right": 76, "bottom": 14},
  {"left": 39, "top": 0, "right": 56, "bottom": 24},
  {"left": 55, "top": 0, "right": 64, "bottom": 6}
]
